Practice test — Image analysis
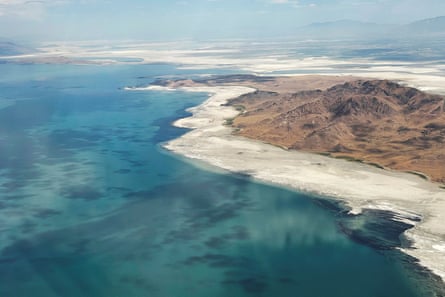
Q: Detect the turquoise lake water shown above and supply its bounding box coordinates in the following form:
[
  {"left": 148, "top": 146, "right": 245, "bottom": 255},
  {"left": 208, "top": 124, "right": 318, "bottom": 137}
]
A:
[{"left": 0, "top": 63, "right": 441, "bottom": 296}]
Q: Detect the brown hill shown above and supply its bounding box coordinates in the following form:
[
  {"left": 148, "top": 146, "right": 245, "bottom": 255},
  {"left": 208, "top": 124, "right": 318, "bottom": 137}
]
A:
[{"left": 229, "top": 79, "right": 445, "bottom": 183}]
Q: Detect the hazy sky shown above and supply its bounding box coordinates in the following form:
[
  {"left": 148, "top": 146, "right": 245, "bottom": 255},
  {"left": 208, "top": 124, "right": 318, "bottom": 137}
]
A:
[{"left": 1, "top": 0, "right": 445, "bottom": 41}]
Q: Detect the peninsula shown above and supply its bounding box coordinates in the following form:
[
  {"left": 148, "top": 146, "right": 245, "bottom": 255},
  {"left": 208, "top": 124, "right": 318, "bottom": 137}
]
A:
[
  {"left": 136, "top": 74, "right": 445, "bottom": 282},
  {"left": 157, "top": 74, "right": 445, "bottom": 184}
]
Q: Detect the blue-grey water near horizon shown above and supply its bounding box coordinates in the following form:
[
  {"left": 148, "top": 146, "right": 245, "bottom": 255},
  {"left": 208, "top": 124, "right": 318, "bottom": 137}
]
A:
[{"left": 0, "top": 63, "right": 441, "bottom": 296}]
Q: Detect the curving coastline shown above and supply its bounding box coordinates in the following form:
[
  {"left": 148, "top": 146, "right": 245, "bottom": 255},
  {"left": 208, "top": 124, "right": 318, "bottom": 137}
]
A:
[{"left": 130, "top": 84, "right": 445, "bottom": 283}]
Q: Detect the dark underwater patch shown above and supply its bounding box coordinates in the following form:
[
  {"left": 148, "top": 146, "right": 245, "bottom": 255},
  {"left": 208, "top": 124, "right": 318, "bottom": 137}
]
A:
[
  {"left": 2, "top": 194, "right": 34, "bottom": 201},
  {"left": 182, "top": 253, "right": 251, "bottom": 268},
  {"left": 114, "top": 169, "right": 131, "bottom": 174},
  {"left": 0, "top": 257, "right": 17, "bottom": 265},
  {"left": 68, "top": 239, "right": 91, "bottom": 254},
  {"left": 34, "top": 209, "right": 62, "bottom": 219},
  {"left": 150, "top": 105, "right": 196, "bottom": 144},
  {"left": 111, "top": 150, "right": 130, "bottom": 156},
  {"left": 276, "top": 276, "right": 296, "bottom": 284},
  {"left": 46, "top": 129, "right": 106, "bottom": 151},
  {"left": 20, "top": 221, "right": 37, "bottom": 234},
  {"left": 124, "top": 190, "right": 154, "bottom": 200},
  {"left": 106, "top": 186, "right": 131, "bottom": 193},
  {"left": 119, "top": 275, "right": 158, "bottom": 292},
  {"left": 62, "top": 163, "right": 79, "bottom": 172},
  {"left": 204, "top": 226, "right": 249, "bottom": 249},
  {"left": 191, "top": 201, "right": 249, "bottom": 226},
  {"left": 62, "top": 185, "right": 104, "bottom": 201},
  {"left": 2, "top": 180, "right": 28, "bottom": 191},
  {"left": 222, "top": 277, "right": 268, "bottom": 294},
  {"left": 338, "top": 209, "right": 418, "bottom": 250},
  {"left": 0, "top": 134, "right": 39, "bottom": 176},
  {"left": 0, "top": 98, "right": 56, "bottom": 132}
]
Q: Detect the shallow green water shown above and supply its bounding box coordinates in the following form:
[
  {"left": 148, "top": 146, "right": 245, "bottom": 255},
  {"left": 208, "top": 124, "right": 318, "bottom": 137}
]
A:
[{"left": 0, "top": 63, "right": 438, "bottom": 296}]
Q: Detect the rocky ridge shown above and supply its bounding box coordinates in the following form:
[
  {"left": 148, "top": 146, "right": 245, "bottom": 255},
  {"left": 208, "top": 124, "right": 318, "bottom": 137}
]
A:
[{"left": 230, "top": 79, "right": 445, "bottom": 183}]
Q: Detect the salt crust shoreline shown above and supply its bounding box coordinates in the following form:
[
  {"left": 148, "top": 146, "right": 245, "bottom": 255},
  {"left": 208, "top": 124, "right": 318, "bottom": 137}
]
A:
[{"left": 132, "top": 85, "right": 445, "bottom": 281}]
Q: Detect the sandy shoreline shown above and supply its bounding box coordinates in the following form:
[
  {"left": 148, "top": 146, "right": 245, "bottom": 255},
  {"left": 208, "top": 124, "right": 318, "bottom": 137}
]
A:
[{"left": 130, "top": 84, "right": 445, "bottom": 282}]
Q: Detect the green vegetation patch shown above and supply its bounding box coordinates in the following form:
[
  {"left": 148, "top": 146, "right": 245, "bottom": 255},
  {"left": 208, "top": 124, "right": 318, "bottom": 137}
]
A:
[
  {"left": 366, "top": 162, "right": 385, "bottom": 170},
  {"left": 233, "top": 105, "right": 246, "bottom": 112},
  {"left": 224, "top": 118, "right": 235, "bottom": 126},
  {"left": 334, "top": 155, "right": 364, "bottom": 163}
]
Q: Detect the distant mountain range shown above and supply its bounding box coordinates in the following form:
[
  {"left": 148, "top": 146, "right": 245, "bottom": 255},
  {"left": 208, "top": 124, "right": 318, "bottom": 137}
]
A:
[
  {"left": 296, "top": 16, "right": 445, "bottom": 40},
  {"left": 0, "top": 40, "right": 35, "bottom": 56},
  {"left": 1, "top": 15, "right": 444, "bottom": 56},
  {"left": 404, "top": 16, "right": 445, "bottom": 34}
]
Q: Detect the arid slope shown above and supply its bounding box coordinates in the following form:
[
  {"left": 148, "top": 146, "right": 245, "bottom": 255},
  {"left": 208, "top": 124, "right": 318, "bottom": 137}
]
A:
[{"left": 229, "top": 78, "right": 445, "bottom": 183}]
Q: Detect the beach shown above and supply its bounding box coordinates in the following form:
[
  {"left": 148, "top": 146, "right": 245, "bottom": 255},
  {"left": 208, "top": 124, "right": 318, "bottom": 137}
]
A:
[{"left": 144, "top": 84, "right": 445, "bottom": 281}]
